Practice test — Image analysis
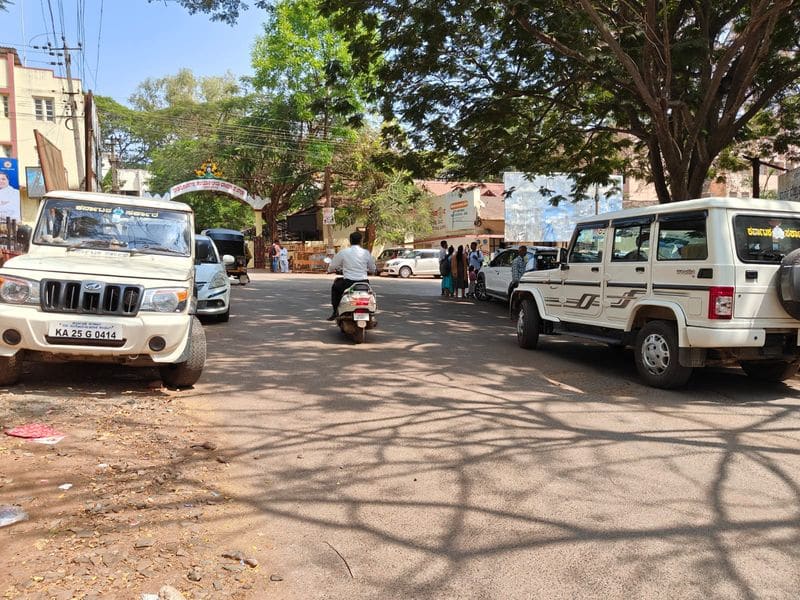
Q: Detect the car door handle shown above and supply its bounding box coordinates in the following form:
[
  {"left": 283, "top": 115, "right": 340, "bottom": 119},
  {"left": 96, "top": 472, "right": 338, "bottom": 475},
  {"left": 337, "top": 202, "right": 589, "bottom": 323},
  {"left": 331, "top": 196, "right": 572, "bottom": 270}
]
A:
[
  {"left": 591, "top": 267, "right": 600, "bottom": 272},
  {"left": 635, "top": 266, "right": 645, "bottom": 273}
]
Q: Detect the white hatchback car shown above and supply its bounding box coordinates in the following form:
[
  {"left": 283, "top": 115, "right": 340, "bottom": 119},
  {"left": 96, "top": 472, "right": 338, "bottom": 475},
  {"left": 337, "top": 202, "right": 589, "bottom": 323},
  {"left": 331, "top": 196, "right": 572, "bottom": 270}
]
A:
[
  {"left": 194, "top": 235, "right": 232, "bottom": 322},
  {"left": 477, "top": 246, "right": 559, "bottom": 302},
  {"left": 385, "top": 249, "right": 441, "bottom": 278}
]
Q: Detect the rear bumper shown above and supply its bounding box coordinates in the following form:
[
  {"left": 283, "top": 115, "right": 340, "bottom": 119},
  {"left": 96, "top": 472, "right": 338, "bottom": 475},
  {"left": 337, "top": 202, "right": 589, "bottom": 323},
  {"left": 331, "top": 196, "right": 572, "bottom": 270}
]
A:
[{"left": 686, "top": 326, "right": 799, "bottom": 348}]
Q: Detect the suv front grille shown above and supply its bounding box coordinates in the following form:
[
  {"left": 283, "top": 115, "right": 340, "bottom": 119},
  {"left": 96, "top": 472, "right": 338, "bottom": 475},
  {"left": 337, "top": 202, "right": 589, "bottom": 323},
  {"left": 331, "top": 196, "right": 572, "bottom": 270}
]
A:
[{"left": 41, "top": 280, "right": 143, "bottom": 316}]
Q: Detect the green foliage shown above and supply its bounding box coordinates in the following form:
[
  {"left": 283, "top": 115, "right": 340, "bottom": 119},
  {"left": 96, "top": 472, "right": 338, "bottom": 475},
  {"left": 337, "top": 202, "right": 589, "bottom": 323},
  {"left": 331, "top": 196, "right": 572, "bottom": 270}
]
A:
[{"left": 315, "top": 0, "right": 800, "bottom": 203}]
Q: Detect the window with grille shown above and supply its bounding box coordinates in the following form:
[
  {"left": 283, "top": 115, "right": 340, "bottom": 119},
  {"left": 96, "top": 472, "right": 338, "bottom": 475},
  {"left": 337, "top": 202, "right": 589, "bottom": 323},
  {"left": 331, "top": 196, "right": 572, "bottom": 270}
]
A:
[
  {"left": 0, "top": 145, "right": 11, "bottom": 158},
  {"left": 1, "top": 95, "right": 8, "bottom": 118},
  {"left": 34, "top": 97, "right": 55, "bottom": 122}
]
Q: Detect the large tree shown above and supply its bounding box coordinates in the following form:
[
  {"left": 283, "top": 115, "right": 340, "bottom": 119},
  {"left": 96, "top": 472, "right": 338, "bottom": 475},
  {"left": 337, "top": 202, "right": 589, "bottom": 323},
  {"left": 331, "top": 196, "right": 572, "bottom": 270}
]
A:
[{"left": 163, "top": 0, "right": 800, "bottom": 204}]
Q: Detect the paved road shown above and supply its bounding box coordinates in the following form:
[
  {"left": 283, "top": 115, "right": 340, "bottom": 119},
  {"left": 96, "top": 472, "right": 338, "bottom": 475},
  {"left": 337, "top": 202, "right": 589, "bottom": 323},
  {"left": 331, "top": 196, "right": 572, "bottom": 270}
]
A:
[{"left": 190, "top": 272, "right": 800, "bottom": 600}]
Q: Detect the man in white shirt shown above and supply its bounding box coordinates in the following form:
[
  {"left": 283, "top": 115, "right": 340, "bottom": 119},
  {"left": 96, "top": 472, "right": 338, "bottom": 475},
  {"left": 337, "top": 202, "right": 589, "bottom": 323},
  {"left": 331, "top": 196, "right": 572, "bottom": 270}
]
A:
[
  {"left": 327, "top": 231, "right": 377, "bottom": 320},
  {"left": 468, "top": 241, "right": 483, "bottom": 272}
]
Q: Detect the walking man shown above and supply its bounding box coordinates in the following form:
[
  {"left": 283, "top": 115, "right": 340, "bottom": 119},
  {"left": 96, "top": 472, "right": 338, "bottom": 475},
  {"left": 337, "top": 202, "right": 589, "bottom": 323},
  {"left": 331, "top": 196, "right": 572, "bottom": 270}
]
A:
[{"left": 508, "top": 245, "right": 529, "bottom": 298}]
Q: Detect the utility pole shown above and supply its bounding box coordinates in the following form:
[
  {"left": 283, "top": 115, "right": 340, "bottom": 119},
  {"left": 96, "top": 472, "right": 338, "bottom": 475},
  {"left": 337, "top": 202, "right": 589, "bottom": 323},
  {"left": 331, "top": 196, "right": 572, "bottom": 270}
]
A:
[
  {"left": 744, "top": 156, "right": 788, "bottom": 198},
  {"left": 324, "top": 165, "right": 333, "bottom": 255},
  {"left": 109, "top": 135, "right": 120, "bottom": 193},
  {"left": 61, "top": 38, "right": 85, "bottom": 187},
  {"left": 83, "top": 91, "right": 94, "bottom": 192}
]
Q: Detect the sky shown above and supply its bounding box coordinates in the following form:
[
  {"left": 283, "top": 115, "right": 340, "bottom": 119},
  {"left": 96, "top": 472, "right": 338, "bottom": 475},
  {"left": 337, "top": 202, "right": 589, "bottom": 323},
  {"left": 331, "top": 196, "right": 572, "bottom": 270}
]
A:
[{"left": 0, "top": 0, "right": 266, "bottom": 104}]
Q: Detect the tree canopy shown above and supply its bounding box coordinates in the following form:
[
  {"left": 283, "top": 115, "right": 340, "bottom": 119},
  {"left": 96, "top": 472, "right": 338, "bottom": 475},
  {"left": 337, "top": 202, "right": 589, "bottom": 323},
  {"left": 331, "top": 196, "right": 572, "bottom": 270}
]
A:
[{"left": 167, "top": 0, "right": 800, "bottom": 203}]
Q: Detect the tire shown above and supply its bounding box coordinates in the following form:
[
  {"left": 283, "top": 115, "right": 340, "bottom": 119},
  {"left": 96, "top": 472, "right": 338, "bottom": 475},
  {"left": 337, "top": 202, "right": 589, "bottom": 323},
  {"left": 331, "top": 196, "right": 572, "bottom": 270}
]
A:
[
  {"left": 475, "top": 276, "right": 488, "bottom": 301},
  {"left": 399, "top": 266, "right": 412, "bottom": 279},
  {"left": 739, "top": 359, "right": 800, "bottom": 382},
  {"left": 0, "top": 354, "right": 23, "bottom": 386},
  {"left": 634, "top": 321, "right": 692, "bottom": 389},
  {"left": 159, "top": 317, "right": 207, "bottom": 389},
  {"left": 215, "top": 307, "right": 230, "bottom": 323},
  {"left": 516, "top": 298, "right": 540, "bottom": 350},
  {"left": 778, "top": 248, "right": 800, "bottom": 319},
  {"left": 352, "top": 326, "right": 366, "bottom": 344}
]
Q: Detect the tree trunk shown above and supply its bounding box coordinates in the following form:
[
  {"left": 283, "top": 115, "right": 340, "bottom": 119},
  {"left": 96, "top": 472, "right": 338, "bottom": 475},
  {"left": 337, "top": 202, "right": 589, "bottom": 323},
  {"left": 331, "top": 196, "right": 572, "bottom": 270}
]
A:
[{"left": 365, "top": 220, "right": 377, "bottom": 252}]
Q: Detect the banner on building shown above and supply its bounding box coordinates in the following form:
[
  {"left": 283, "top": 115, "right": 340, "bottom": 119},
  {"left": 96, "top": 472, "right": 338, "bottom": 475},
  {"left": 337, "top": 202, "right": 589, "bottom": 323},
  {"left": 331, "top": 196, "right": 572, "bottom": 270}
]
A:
[
  {"left": 322, "top": 207, "right": 335, "bottom": 225},
  {"left": 26, "top": 167, "right": 46, "bottom": 199},
  {"left": 0, "top": 158, "right": 21, "bottom": 221}
]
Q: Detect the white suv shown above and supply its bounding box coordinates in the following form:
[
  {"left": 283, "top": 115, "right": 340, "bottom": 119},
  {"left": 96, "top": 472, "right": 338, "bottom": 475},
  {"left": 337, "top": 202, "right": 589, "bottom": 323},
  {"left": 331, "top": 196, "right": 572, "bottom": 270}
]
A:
[
  {"left": 0, "top": 191, "right": 206, "bottom": 388},
  {"left": 511, "top": 197, "right": 800, "bottom": 388}
]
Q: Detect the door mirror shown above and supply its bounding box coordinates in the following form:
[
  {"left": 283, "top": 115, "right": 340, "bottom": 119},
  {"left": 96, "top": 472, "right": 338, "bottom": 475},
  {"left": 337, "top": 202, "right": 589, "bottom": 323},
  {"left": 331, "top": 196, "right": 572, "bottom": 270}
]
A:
[
  {"left": 559, "top": 247, "right": 569, "bottom": 264},
  {"left": 222, "top": 254, "right": 235, "bottom": 266}
]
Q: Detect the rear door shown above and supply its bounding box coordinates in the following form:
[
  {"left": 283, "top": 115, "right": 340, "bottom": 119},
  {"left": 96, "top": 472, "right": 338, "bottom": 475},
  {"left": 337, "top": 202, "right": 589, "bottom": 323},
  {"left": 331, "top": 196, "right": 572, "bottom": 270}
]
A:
[
  {"left": 731, "top": 211, "right": 800, "bottom": 323},
  {"left": 417, "top": 250, "right": 439, "bottom": 274},
  {"left": 604, "top": 217, "right": 653, "bottom": 323},
  {"left": 485, "top": 250, "right": 514, "bottom": 297},
  {"left": 561, "top": 223, "right": 606, "bottom": 319}
]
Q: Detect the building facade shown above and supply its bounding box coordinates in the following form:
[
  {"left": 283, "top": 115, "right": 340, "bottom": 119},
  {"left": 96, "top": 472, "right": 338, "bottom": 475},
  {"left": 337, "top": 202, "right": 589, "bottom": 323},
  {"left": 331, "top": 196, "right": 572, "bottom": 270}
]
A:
[{"left": 0, "top": 47, "right": 85, "bottom": 223}]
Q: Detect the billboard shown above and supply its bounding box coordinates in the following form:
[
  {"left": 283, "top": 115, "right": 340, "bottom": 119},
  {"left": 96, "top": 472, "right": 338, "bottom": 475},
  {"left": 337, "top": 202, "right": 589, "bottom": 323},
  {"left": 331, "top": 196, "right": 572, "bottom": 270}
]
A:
[
  {"left": 430, "top": 188, "right": 479, "bottom": 237},
  {"left": 26, "top": 167, "right": 46, "bottom": 199},
  {"left": 504, "top": 173, "right": 623, "bottom": 243},
  {"left": 0, "top": 158, "right": 21, "bottom": 221}
]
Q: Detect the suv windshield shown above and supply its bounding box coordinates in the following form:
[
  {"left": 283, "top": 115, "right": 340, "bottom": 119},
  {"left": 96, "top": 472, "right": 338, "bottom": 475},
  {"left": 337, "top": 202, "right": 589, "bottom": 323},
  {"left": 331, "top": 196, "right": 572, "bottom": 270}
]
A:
[
  {"left": 34, "top": 198, "right": 192, "bottom": 257},
  {"left": 733, "top": 214, "right": 800, "bottom": 263}
]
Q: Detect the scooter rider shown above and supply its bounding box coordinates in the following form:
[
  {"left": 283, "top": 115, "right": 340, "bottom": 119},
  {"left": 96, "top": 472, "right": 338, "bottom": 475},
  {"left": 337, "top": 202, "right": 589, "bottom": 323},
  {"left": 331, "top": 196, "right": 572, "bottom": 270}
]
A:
[{"left": 327, "top": 231, "right": 377, "bottom": 321}]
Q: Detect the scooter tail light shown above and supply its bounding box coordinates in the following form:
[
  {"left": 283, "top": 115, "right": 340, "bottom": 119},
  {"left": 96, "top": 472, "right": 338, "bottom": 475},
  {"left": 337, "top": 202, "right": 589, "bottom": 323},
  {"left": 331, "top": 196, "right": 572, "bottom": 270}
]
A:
[{"left": 354, "top": 298, "right": 371, "bottom": 306}]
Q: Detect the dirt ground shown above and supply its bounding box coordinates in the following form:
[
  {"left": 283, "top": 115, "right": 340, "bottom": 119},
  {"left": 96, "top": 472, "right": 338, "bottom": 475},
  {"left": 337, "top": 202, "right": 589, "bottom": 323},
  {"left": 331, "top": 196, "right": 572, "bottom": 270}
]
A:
[{"left": 0, "top": 363, "right": 273, "bottom": 600}]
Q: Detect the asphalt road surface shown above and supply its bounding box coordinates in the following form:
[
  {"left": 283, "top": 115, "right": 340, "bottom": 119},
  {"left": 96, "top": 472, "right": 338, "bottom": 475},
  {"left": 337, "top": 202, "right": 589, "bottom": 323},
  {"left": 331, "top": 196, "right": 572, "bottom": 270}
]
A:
[{"left": 190, "top": 272, "right": 800, "bottom": 600}]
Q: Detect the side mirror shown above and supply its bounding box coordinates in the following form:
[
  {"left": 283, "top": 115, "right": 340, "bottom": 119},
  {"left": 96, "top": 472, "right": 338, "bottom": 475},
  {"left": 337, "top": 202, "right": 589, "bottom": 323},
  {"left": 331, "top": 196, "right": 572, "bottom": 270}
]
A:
[{"left": 222, "top": 254, "right": 235, "bottom": 266}]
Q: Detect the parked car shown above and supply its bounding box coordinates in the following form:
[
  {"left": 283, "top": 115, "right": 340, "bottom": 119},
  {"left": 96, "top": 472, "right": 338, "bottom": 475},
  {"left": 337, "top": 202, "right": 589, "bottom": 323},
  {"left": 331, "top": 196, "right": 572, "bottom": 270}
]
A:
[
  {"left": 194, "top": 235, "right": 232, "bottom": 322},
  {"left": 511, "top": 197, "right": 800, "bottom": 389},
  {"left": 376, "top": 247, "right": 409, "bottom": 275},
  {"left": 0, "top": 191, "right": 206, "bottom": 388},
  {"left": 476, "top": 246, "right": 559, "bottom": 302},
  {"left": 385, "top": 248, "right": 441, "bottom": 278}
]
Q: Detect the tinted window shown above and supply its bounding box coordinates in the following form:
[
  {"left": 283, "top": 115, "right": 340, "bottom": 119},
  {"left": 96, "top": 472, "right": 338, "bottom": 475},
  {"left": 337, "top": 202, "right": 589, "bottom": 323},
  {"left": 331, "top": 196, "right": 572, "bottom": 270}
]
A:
[
  {"left": 657, "top": 217, "right": 707, "bottom": 261},
  {"left": 733, "top": 215, "right": 800, "bottom": 263},
  {"left": 612, "top": 224, "right": 650, "bottom": 261},
  {"left": 569, "top": 227, "right": 606, "bottom": 263},
  {"left": 195, "top": 239, "right": 219, "bottom": 264}
]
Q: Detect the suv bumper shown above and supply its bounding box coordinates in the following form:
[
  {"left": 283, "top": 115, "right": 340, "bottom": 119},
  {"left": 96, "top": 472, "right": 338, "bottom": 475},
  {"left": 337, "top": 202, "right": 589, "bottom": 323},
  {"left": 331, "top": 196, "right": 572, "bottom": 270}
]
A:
[
  {"left": 0, "top": 307, "right": 191, "bottom": 363},
  {"left": 686, "top": 325, "right": 799, "bottom": 348}
]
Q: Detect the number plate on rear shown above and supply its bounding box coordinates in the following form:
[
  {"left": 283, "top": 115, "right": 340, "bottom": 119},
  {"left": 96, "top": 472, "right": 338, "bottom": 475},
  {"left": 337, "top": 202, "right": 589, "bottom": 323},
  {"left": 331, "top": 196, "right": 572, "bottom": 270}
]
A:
[
  {"left": 353, "top": 313, "right": 370, "bottom": 321},
  {"left": 48, "top": 321, "right": 122, "bottom": 341}
]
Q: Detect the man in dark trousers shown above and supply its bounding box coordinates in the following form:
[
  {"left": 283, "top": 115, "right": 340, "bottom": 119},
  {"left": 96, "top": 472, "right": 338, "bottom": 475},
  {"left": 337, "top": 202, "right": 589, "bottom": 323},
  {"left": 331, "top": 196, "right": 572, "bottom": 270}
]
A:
[{"left": 327, "top": 231, "right": 377, "bottom": 320}]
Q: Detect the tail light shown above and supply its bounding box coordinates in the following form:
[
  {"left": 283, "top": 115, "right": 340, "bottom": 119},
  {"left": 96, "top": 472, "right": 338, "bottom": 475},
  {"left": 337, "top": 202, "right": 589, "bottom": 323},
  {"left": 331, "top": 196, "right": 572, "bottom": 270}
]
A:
[
  {"left": 708, "top": 286, "right": 734, "bottom": 319},
  {"left": 350, "top": 291, "right": 372, "bottom": 306}
]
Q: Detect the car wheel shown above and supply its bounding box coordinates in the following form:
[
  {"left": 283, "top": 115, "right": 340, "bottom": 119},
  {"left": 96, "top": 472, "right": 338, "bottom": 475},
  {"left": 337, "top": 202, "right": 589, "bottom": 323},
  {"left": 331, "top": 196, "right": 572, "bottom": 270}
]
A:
[
  {"left": 475, "top": 277, "right": 488, "bottom": 301},
  {"left": 159, "top": 317, "right": 207, "bottom": 389},
  {"left": 399, "top": 266, "right": 412, "bottom": 278},
  {"left": 739, "top": 359, "right": 800, "bottom": 382},
  {"left": 634, "top": 321, "right": 692, "bottom": 389},
  {"left": 516, "top": 298, "right": 540, "bottom": 350},
  {"left": 0, "top": 354, "right": 23, "bottom": 386}
]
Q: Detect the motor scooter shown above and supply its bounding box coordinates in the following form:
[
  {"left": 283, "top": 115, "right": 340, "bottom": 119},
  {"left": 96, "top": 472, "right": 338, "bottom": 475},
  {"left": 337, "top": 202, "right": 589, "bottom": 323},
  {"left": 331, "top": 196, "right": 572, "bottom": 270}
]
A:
[
  {"left": 324, "top": 258, "right": 378, "bottom": 343},
  {"left": 335, "top": 281, "right": 378, "bottom": 343}
]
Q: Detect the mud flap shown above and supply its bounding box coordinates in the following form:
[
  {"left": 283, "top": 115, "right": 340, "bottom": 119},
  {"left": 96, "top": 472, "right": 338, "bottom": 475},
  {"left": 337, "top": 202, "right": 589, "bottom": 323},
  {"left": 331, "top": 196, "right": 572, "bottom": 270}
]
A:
[{"left": 679, "top": 347, "right": 707, "bottom": 368}]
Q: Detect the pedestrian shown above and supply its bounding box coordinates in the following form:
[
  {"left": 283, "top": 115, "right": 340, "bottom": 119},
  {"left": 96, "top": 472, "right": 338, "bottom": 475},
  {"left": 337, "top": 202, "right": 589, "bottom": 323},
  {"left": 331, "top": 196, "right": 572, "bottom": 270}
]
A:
[
  {"left": 468, "top": 241, "right": 483, "bottom": 273},
  {"left": 269, "top": 240, "right": 280, "bottom": 272},
  {"left": 451, "top": 245, "right": 468, "bottom": 299},
  {"left": 509, "top": 245, "right": 528, "bottom": 298},
  {"left": 279, "top": 244, "right": 289, "bottom": 273},
  {"left": 441, "top": 245, "right": 454, "bottom": 297},
  {"left": 438, "top": 240, "right": 448, "bottom": 296},
  {"left": 467, "top": 265, "right": 477, "bottom": 298}
]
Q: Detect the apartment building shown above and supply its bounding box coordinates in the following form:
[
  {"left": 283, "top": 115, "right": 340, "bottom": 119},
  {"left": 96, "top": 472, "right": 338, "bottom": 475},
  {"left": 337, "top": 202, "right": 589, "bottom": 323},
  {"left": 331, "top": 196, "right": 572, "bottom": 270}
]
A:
[{"left": 0, "top": 47, "right": 85, "bottom": 222}]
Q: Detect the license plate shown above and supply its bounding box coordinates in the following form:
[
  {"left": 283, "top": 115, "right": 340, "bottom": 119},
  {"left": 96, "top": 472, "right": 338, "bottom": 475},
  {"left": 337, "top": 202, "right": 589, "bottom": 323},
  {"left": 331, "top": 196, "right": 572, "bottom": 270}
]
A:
[
  {"left": 354, "top": 313, "right": 370, "bottom": 321},
  {"left": 48, "top": 321, "right": 122, "bottom": 341}
]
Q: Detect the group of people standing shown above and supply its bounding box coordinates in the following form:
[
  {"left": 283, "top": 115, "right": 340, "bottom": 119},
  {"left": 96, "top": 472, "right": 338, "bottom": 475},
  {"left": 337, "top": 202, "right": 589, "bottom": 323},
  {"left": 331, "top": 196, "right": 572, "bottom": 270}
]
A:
[
  {"left": 268, "top": 240, "right": 290, "bottom": 273},
  {"left": 439, "top": 240, "right": 484, "bottom": 299}
]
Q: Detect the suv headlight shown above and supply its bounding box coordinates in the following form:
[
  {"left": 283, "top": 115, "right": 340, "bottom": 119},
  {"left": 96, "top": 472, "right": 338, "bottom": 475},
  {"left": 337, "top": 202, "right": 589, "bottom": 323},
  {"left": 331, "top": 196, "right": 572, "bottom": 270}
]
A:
[
  {"left": 140, "top": 288, "right": 189, "bottom": 313},
  {"left": 208, "top": 272, "right": 228, "bottom": 290},
  {"left": 0, "top": 275, "right": 40, "bottom": 305}
]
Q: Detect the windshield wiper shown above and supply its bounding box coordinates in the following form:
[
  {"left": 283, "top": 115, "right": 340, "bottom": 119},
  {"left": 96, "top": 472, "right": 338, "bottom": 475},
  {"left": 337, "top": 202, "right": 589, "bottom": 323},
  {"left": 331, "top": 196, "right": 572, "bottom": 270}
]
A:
[
  {"left": 66, "top": 240, "right": 129, "bottom": 252},
  {"left": 129, "top": 245, "right": 185, "bottom": 256}
]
